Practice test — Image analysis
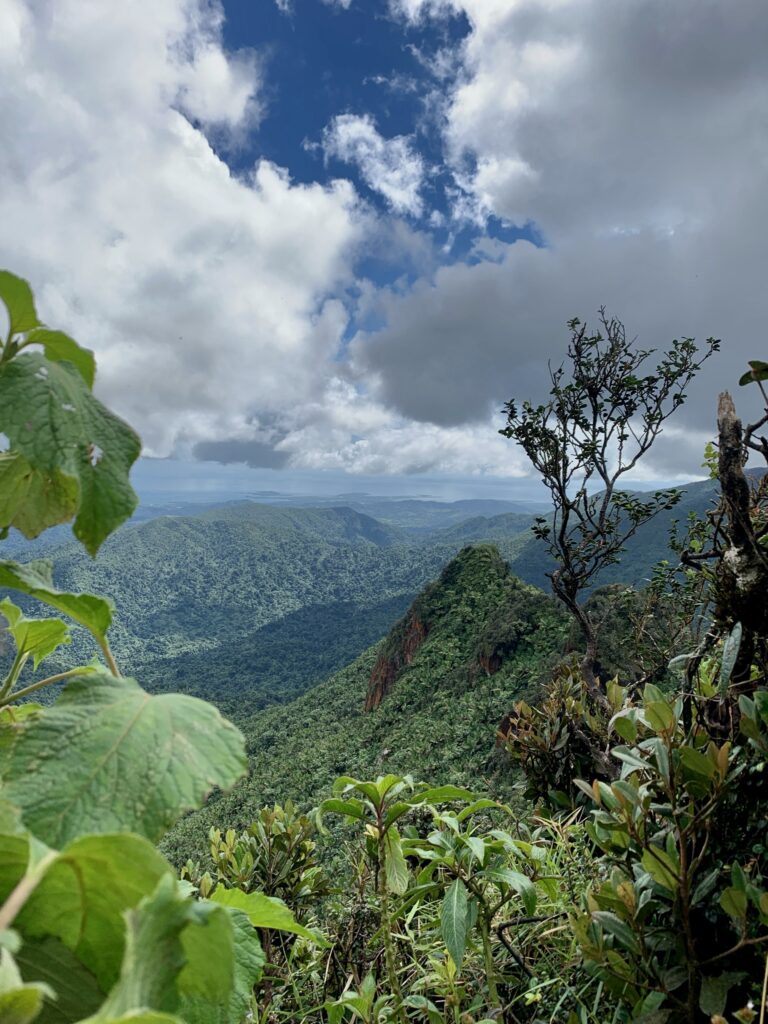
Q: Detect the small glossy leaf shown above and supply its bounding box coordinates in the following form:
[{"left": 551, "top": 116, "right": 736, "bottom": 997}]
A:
[
  {"left": 208, "top": 887, "right": 321, "bottom": 942},
  {"left": 699, "top": 972, "right": 746, "bottom": 1016},
  {"left": 441, "top": 879, "right": 469, "bottom": 970},
  {"left": 0, "top": 272, "right": 40, "bottom": 336},
  {"left": 0, "top": 600, "right": 70, "bottom": 670},
  {"left": 483, "top": 867, "right": 537, "bottom": 915},
  {"left": 591, "top": 911, "right": 639, "bottom": 954},
  {"left": 641, "top": 847, "right": 679, "bottom": 892},
  {"left": 415, "top": 786, "right": 475, "bottom": 805},
  {"left": 0, "top": 561, "right": 113, "bottom": 645},
  {"left": 720, "top": 887, "right": 747, "bottom": 921},
  {"left": 384, "top": 828, "right": 409, "bottom": 895},
  {"left": 4, "top": 672, "right": 247, "bottom": 846}
]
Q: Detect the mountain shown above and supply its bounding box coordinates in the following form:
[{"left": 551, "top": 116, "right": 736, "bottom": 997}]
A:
[
  {"left": 469, "top": 475, "right": 726, "bottom": 591},
  {"left": 161, "top": 545, "right": 568, "bottom": 865}
]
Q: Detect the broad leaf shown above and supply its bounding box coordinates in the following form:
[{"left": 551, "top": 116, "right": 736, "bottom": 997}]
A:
[
  {"left": 0, "top": 272, "right": 40, "bottom": 337},
  {"left": 208, "top": 886, "right": 321, "bottom": 942},
  {"left": 15, "top": 937, "right": 104, "bottom": 1023},
  {"left": 0, "top": 561, "right": 113, "bottom": 645},
  {"left": 24, "top": 330, "right": 95, "bottom": 390},
  {"left": 441, "top": 879, "right": 469, "bottom": 970},
  {"left": 87, "top": 877, "right": 219, "bottom": 1020},
  {"left": 482, "top": 867, "right": 537, "bottom": 915},
  {"left": 180, "top": 907, "right": 264, "bottom": 1024},
  {"left": 4, "top": 672, "right": 247, "bottom": 846},
  {"left": 0, "top": 454, "right": 79, "bottom": 540},
  {"left": 0, "top": 353, "right": 140, "bottom": 554},
  {"left": 0, "top": 599, "right": 70, "bottom": 670},
  {"left": 415, "top": 786, "right": 475, "bottom": 805},
  {"left": 718, "top": 622, "right": 742, "bottom": 695},
  {"left": 0, "top": 946, "right": 52, "bottom": 1024},
  {"left": 8, "top": 834, "right": 171, "bottom": 991}
]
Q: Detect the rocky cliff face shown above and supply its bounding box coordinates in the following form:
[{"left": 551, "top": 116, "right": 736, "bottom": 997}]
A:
[
  {"left": 365, "top": 614, "right": 429, "bottom": 711},
  {"left": 363, "top": 544, "right": 563, "bottom": 713}
]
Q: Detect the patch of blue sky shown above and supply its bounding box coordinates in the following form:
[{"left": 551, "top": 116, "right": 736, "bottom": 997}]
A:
[{"left": 218, "top": 0, "right": 543, "bottom": 285}]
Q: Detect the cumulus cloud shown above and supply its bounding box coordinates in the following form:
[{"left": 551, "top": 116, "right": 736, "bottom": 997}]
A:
[
  {"left": 354, "top": 0, "right": 768, "bottom": 475},
  {"left": 323, "top": 114, "right": 425, "bottom": 217},
  {"left": 0, "top": 0, "right": 364, "bottom": 458}
]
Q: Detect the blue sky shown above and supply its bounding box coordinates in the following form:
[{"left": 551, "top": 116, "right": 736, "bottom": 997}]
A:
[{"left": 1, "top": 0, "right": 766, "bottom": 501}]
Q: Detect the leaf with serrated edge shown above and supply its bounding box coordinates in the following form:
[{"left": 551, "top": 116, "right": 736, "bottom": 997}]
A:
[
  {"left": 0, "top": 454, "right": 79, "bottom": 539},
  {"left": 0, "top": 561, "right": 113, "bottom": 645},
  {"left": 4, "top": 672, "right": 247, "bottom": 847},
  {"left": 0, "top": 354, "right": 140, "bottom": 555}
]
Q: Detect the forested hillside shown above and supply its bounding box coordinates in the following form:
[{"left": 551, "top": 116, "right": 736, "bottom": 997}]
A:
[
  {"left": 15, "top": 474, "right": 722, "bottom": 718},
  {"left": 161, "top": 544, "right": 568, "bottom": 864}
]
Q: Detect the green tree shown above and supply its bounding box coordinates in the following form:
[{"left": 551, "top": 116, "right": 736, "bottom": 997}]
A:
[{"left": 501, "top": 310, "right": 718, "bottom": 704}]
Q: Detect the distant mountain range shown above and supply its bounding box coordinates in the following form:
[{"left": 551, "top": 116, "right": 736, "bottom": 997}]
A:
[{"left": 1, "top": 475, "right": 724, "bottom": 723}]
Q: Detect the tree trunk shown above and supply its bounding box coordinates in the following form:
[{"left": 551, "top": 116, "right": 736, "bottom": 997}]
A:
[{"left": 715, "top": 392, "right": 768, "bottom": 687}]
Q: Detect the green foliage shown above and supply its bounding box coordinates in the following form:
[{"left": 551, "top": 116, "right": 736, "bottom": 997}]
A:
[
  {"left": 0, "top": 270, "right": 278, "bottom": 1023},
  {"left": 0, "top": 271, "right": 139, "bottom": 553},
  {"left": 161, "top": 546, "right": 569, "bottom": 864},
  {"left": 570, "top": 679, "right": 768, "bottom": 1022}
]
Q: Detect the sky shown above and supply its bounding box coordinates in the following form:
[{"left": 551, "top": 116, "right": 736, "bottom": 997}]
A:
[{"left": 1, "top": 0, "right": 767, "bottom": 499}]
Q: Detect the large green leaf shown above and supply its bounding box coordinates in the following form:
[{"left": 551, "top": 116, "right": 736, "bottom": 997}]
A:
[
  {"left": 23, "top": 330, "right": 95, "bottom": 390},
  {"left": 16, "top": 937, "right": 104, "bottom": 1023},
  {"left": 0, "top": 600, "right": 70, "bottom": 670},
  {"left": 441, "top": 879, "right": 469, "bottom": 970},
  {"left": 0, "top": 561, "right": 113, "bottom": 646},
  {"left": 0, "top": 272, "right": 40, "bottom": 337},
  {"left": 11, "top": 834, "right": 171, "bottom": 991},
  {"left": 0, "top": 454, "right": 79, "bottom": 540},
  {"left": 179, "top": 907, "right": 264, "bottom": 1024},
  {"left": 4, "top": 672, "right": 247, "bottom": 846},
  {"left": 208, "top": 886, "right": 320, "bottom": 942},
  {"left": 0, "top": 947, "right": 53, "bottom": 1024},
  {"left": 86, "top": 877, "right": 260, "bottom": 1024},
  {"left": 89, "top": 877, "right": 189, "bottom": 1019},
  {"left": 0, "top": 353, "right": 140, "bottom": 554}
]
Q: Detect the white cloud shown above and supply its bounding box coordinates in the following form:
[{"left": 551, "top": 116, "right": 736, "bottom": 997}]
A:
[
  {"left": 0, "top": 0, "right": 365, "bottom": 458},
  {"left": 355, "top": 0, "right": 768, "bottom": 476},
  {"left": 323, "top": 114, "right": 425, "bottom": 217}
]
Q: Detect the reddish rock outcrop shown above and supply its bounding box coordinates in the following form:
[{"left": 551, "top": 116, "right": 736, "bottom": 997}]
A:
[{"left": 365, "top": 615, "right": 429, "bottom": 711}]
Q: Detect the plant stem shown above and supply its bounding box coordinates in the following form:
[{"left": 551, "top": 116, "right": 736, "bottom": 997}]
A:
[
  {"left": 0, "top": 667, "right": 86, "bottom": 706},
  {"left": 479, "top": 913, "right": 501, "bottom": 1011},
  {"left": 0, "top": 851, "right": 57, "bottom": 931},
  {"left": 99, "top": 639, "right": 120, "bottom": 677},
  {"left": 0, "top": 651, "right": 27, "bottom": 702},
  {"left": 378, "top": 836, "right": 406, "bottom": 1024}
]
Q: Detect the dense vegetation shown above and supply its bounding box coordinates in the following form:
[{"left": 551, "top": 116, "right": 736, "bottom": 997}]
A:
[{"left": 161, "top": 544, "right": 569, "bottom": 862}]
